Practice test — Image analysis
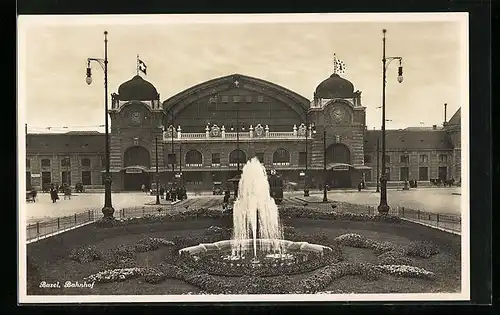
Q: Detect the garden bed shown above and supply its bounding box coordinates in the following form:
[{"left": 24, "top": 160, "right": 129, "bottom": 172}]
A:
[{"left": 26, "top": 212, "right": 461, "bottom": 295}]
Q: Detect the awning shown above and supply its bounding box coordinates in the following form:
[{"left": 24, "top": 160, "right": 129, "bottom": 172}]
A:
[
  {"left": 353, "top": 165, "right": 372, "bottom": 170},
  {"left": 326, "top": 163, "right": 352, "bottom": 170}
]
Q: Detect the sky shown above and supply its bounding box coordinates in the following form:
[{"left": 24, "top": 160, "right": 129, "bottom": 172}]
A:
[{"left": 18, "top": 14, "right": 468, "bottom": 133}]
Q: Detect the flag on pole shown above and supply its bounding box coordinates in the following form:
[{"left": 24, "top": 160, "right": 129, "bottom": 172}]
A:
[
  {"left": 137, "top": 56, "right": 147, "bottom": 75},
  {"left": 333, "top": 54, "right": 347, "bottom": 75}
]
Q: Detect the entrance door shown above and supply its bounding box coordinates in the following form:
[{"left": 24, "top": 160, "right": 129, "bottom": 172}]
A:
[
  {"left": 328, "top": 171, "right": 352, "bottom": 188},
  {"left": 438, "top": 167, "right": 447, "bottom": 181},
  {"left": 26, "top": 172, "right": 31, "bottom": 190},
  {"left": 41, "top": 171, "right": 51, "bottom": 190},
  {"left": 124, "top": 172, "right": 150, "bottom": 191}
]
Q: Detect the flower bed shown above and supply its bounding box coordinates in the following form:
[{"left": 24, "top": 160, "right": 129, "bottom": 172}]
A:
[
  {"left": 134, "top": 237, "right": 175, "bottom": 253},
  {"left": 68, "top": 245, "right": 101, "bottom": 263},
  {"left": 85, "top": 267, "right": 144, "bottom": 283},
  {"left": 94, "top": 206, "right": 402, "bottom": 230},
  {"left": 405, "top": 240, "right": 440, "bottom": 258},
  {"left": 377, "top": 265, "right": 435, "bottom": 279}
]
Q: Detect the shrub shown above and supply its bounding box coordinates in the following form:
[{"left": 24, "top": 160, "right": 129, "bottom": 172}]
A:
[
  {"left": 405, "top": 240, "right": 440, "bottom": 258},
  {"left": 68, "top": 245, "right": 102, "bottom": 263},
  {"left": 378, "top": 250, "right": 414, "bottom": 266},
  {"left": 134, "top": 237, "right": 174, "bottom": 253},
  {"left": 142, "top": 268, "right": 166, "bottom": 284},
  {"left": 103, "top": 244, "right": 137, "bottom": 269},
  {"left": 335, "top": 233, "right": 369, "bottom": 248}
]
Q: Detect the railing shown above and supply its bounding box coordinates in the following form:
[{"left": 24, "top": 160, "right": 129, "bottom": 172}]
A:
[
  {"left": 358, "top": 205, "right": 461, "bottom": 234},
  {"left": 163, "top": 131, "right": 309, "bottom": 142},
  {"left": 26, "top": 209, "right": 98, "bottom": 243}
]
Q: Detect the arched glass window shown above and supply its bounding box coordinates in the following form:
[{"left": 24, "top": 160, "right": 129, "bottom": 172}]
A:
[
  {"left": 326, "top": 144, "right": 351, "bottom": 164},
  {"left": 124, "top": 146, "right": 151, "bottom": 168},
  {"left": 229, "top": 149, "right": 247, "bottom": 167},
  {"left": 272, "top": 148, "right": 290, "bottom": 166},
  {"left": 185, "top": 150, "right": 203, "bottom": 167}
]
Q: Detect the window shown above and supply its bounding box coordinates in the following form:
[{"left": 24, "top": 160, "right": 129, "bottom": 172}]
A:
[
  {"left": 41, "top": 172, "right": 51, "bottom": 187},
  {"left": 384, "top": 155, "right": 391, "bottom": 163},
  {"left": 167, "top": 153, "right": 177, "bottom": 165},
  {"left": 255, "top": 152, "right": 264, "bottom": 163},
  {"left": 299, "top": 152, "right": 307, "bottom": 166},
  {"left": 185, "top": 150, "right": 203, "bottom": 167},
  {"left": 419, "top": 167, "right": 428, "bottom": 181},
  {"left": 257, "top": 95, "right": 264, "bottom": 103},
  {"left": 439, "top": 154, "right": 447, "bottom": 163},
  {"left": 61, "top": 157, "right": 71, "bottom": 167},
  {"left": 273, "top": 148, "right": 291, "bottom": 166},
  {"left": 364, "top": 155, "right": 372, "bottom": 164},
  {"left": 81, "top": 158, "right": 91, "bottom": 167},
  {"left": 211, "top": 153, "right": 220, "bottom": 166},
  {"left": 41, "top": 159, "right": 51, "bottom": 167},
  {"left": 81, "top": 171, "right": 91, "bottom": 185},
  {"left": 400, "top": 155, "right": 409, "bottom": 163},
  {"left": 399, "top": 167, "right": 409, "bottom": 181},
  {"left": 419, "top": 154, "right": 428, "bottom": 163},
  {"left": 26, "top": 159, "right": 30, "bottom": 168},
  {"left": 245, "top": 96, "right": 252, "bottom": 103},
  {"left": 233, "top": 95, "right": 240, "bottom": 103},
  {"left": 221, "top": 96, "right": 229, "bottom": 103},
  {"left": 365, "top": 170, "right": 372, "bottom": 182},
  {"left": 61, "top": 171, "right": 71, "bottom": 185},
  {"left": 438, "top": 166, "right": 448, "bottom": 181}
]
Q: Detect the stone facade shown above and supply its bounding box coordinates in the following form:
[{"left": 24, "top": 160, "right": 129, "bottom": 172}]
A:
[{"left": 25, "top": 72, "right": 461, "bottom": 191}]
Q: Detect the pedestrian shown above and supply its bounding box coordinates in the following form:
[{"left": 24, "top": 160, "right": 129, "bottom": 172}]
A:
[
  {"left": 141, "top": 183, "right": 146, "bottom": 193},
  {"left": 159, "top": 186, "right": 165, "bottom": 199},
  {"left": 50, "top": 184, "right": 59, "bottom": 203}
]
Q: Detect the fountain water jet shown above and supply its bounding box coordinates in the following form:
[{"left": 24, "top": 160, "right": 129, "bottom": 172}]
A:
[{"left": 231, "top": 157, "right": 284, "bottom": 259}]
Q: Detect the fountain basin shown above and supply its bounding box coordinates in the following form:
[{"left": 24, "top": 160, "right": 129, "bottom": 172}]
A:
[{"left": 179, "top": 239, "right": 335, "bottom": 277}]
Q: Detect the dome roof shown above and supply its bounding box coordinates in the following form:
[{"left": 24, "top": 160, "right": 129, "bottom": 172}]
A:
[
  {"left": 315, "top": 74, "right": 354, "bottom": 99},
  {"left": 118, "top": 75, "right": 158, "bottom": 101}
]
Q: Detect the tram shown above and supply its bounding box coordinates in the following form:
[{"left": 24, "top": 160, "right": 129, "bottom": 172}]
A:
[{"left": 268, "top": 170, "right": 284, "bottom": 204}]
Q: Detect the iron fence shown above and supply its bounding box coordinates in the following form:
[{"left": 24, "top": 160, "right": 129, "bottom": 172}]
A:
[
  {"left": 26, "top": 209, "right": 97, "bottom": 242},
  {"left": 360, "top": 205, "right": 461, "bottom": 234}
]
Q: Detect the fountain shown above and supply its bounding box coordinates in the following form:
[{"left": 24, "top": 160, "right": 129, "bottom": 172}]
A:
[{"left": 179, "top": 157, "right": 333, "bottom": 276}]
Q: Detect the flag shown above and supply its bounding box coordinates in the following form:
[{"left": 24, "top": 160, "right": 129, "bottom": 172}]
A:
[
  {"left": 138, "top": 58, "right": 147, "bottom": 75},
  {"left": 333, "top": 54, "right": 347, "bottom": 75}
]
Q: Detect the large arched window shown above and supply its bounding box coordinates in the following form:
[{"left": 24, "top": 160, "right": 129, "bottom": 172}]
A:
[
  {"left": 326, "top": 144, "right": 351, "bottom": 164},
  {"left": 229, "top": 149, "right": 247, "bottom": 167},
  {"left": 272, "top": 148, "right": 291, "bottom": 166},
  {"left": 124, "top": 146, "right": 151, "bottom": 168},
  {"left": 185, "top": 150, "right": 203, "bottom": 167}
]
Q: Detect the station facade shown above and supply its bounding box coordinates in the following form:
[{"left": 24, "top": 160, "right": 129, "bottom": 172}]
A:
[{"left": 26, "top": 69, "right": 461, "bottom": 191}]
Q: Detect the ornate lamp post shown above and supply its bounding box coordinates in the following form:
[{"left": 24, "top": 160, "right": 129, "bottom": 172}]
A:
[
  {"left": 376, "top": 137, "right": 380, "bottom": 193},
  {"left": 378, "top": 29, "right": 404, "bottom": 214},
  {"left": 304, "top": 120, "right": 310, "bottom": 197},
  {"left": 323, "top": 129, "right": 328, "bottom": 203},
  {"left": 86, "top": 31, "right": 114, "bottom": 219},
  {"left": 233, "top": 78, "right": 241, "bottom": 198},
  {"left": 155, "top": 136, "right": 160, "bottom": 204}
]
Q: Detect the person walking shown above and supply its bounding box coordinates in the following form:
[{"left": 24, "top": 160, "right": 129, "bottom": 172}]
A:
[{"left": 50, "top": 184, "right": 59, "bottom": 203}]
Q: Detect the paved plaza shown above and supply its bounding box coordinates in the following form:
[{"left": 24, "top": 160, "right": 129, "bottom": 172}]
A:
[{"left": 23, "top": 187, "right": 462, "bottom": 224}]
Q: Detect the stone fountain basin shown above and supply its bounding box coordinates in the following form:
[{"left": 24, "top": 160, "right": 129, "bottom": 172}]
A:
[{"left": 179, "top": 239, "right": 332, "bottom": 256}]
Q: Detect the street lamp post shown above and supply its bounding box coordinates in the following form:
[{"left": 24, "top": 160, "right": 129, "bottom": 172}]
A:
[
  {"left": 86, "top": 31, "right": 114, "bottom": 219},
  {"left": 323, "top": 129, "right": 328, "bottom": 203},
  {"left": 378, "top": 29, "right": 404, "bottom": 214},
  {"left": 234, "top": 78, "right": 241, "bottom": 198},
  {"left": 155, "top": 136, "right": 160, "bottom": 205},
  {"left": 304, "top": 120, "right": 310, "bottom": 197},
  {"left": 376, "top": 137, "right": 380, "bottom": 193},
  {"left": 179, "top": 142, "right": 182, "bottom": 186}
]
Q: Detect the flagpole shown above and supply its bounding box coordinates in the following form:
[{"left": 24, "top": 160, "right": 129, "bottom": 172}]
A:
[
  {"left": 333, "top": 53, "right": 337, "bottom": 75},
  {"left": 136, "top": 54, "right": 139, "bottom": 76}
]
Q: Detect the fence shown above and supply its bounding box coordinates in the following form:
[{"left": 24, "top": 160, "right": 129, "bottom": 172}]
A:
[
  {"left": 360, "top": 205, "right": 461, "bottom": 234},
  {"left": 26, "top": 209, "right": 98, "bottom": 243}
]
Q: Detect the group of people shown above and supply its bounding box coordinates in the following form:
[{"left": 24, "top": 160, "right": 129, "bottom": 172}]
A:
[{"left": 159, "top": 185, "right": 187, "bottom": 201}]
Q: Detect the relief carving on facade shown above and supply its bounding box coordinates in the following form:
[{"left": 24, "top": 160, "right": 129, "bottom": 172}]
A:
[
  {"left": 164, "top": 125, "right": 177, "bottom": 138},
  {"left": 210, "top": 124, "right": 222, "bottom": 137},
  {"left": 297, "top": 123, "right": 307, "bottom": 136},
  {"left": 254, "top": 124, "right": 265, "bottom": 137}
]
